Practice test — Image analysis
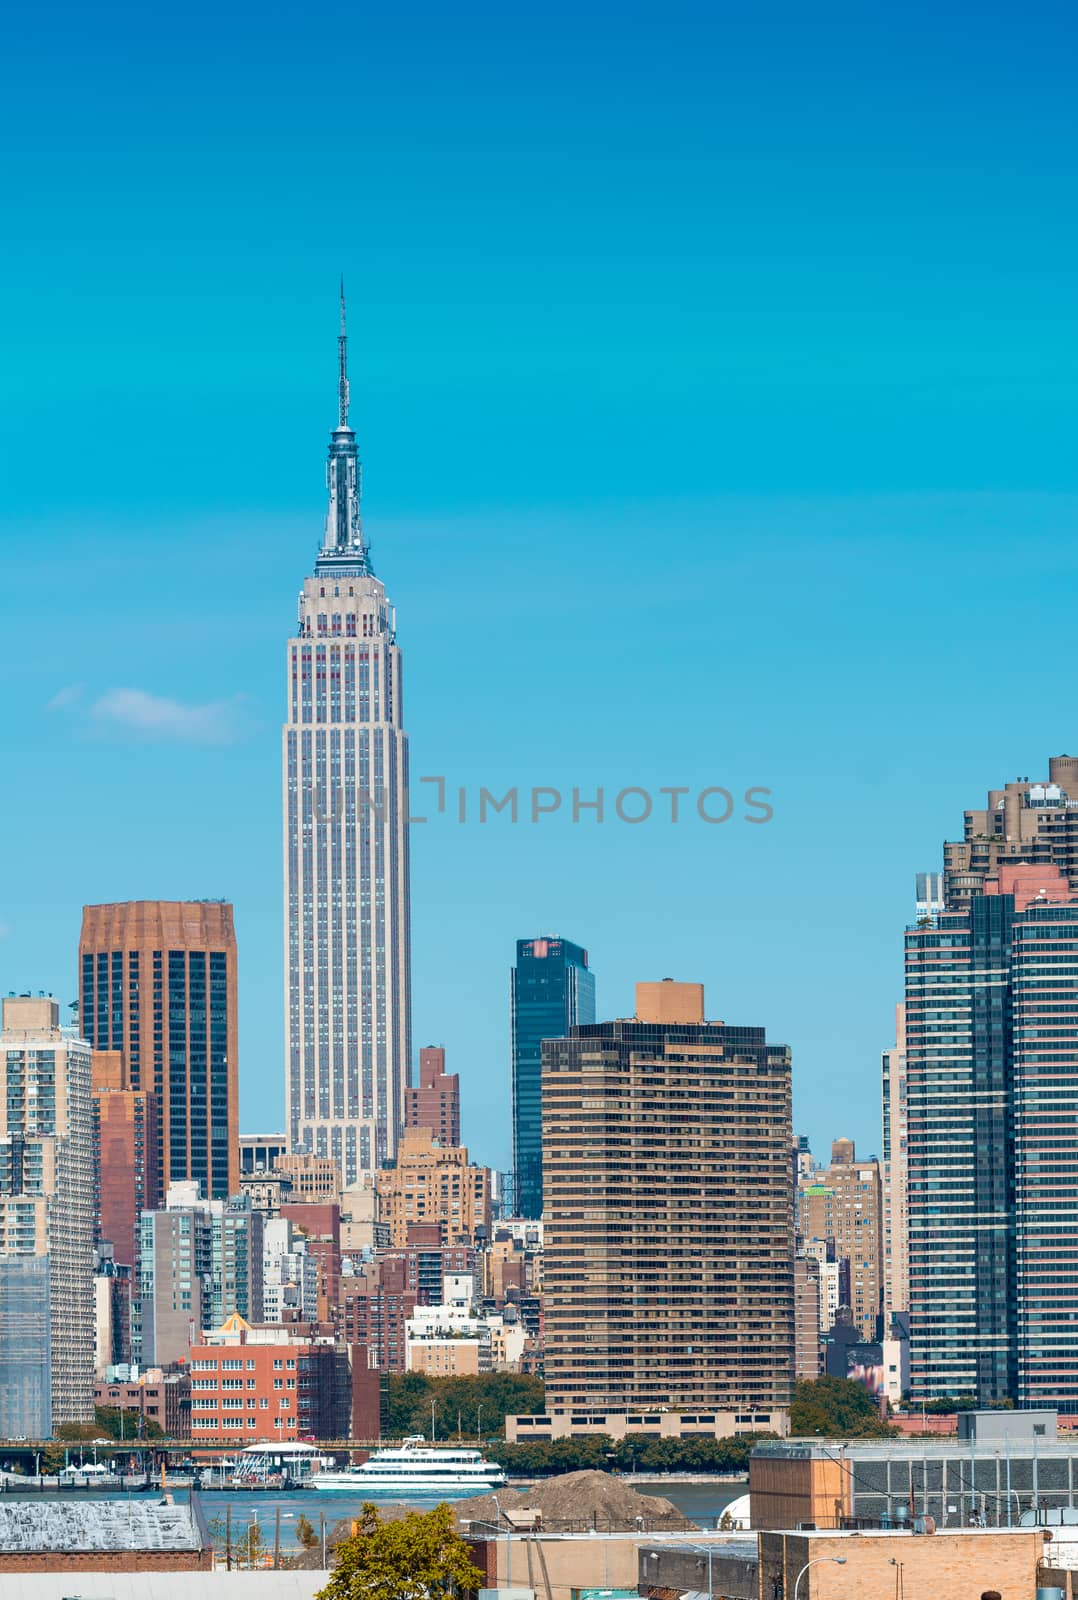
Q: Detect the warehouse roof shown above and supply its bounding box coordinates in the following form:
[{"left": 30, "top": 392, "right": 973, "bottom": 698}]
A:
[{"left": 0, "top": 1498, "right": 204, "bottom": 1552}]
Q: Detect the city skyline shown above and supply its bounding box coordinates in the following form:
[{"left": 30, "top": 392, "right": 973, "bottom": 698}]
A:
[{"left": 6, "top": 3, "right": 1078, "bottom": 1171}]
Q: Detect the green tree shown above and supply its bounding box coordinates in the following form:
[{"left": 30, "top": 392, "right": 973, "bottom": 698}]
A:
[
  {"left": 789, "top": 1377, "right": 895, "bottom": 1439},
  {"left": 89, "top": 1404, "right": 165, "bottom": 1442},
  {"left": 316, "top": 1502, "right": 484, "bottom": 1600},
  {"left": 386, "top": 1371, "right": 544, "bottom": 1442},
  {"left": 296, "top": 1513, "right": 319, "bottom": 1551},
  {"left": 492, "top": 1430, "right": 773, "bottom": 1478}
]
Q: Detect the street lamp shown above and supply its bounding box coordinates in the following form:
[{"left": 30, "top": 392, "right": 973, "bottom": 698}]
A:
[
  {"left": 794, "top": 1556, "right": 847, "bottom": 1600},
  {"left": 477, "top": 1404, "right": 483, "bottom": 1445}
]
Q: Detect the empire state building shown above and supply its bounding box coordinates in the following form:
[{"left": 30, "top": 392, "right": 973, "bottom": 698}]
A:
[{"left": 283, "top": 290, "right": 412, "bottom": 1183}]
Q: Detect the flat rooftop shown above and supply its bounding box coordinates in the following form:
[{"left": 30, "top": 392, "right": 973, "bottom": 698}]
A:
[
  {"left": 756, "top": 1437, "right": 1078, "bottom": 1460},
  {"left": 0, "top": 1499, "right": 203, "bottom": 1552}
]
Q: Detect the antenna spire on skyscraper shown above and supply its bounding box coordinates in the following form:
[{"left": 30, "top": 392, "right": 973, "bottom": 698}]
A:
[
  {"left": 338, "top": 275, "right": 350, "bottom": 430},
  {"left": 319, "top": 278, "right": 368, "bottom": 574}
]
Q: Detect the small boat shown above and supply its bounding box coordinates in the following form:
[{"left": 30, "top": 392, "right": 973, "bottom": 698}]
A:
[{"left": 311, "top": 1435, "right": 507, "bottom": 1494}]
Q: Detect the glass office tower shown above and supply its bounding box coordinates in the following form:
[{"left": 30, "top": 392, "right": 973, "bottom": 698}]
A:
[
  {"left": 906, "top": 863, "right": 1078, "bottom": 1408},
  {"left": 511, "top": 937, "right": 594, "bottom": 1219}
]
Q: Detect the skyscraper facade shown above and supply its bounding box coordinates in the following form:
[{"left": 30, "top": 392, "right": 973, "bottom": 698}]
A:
[
  {"left": 881, "top": 1003, "right": 909, "bottom": 1319},
  {"left": 511, "top": 936, "right": 594, "bottom": 1219},
  {"left": 0, "top": 996, "right": 94, "bottom": 1428},
  {"left": 284, "top": 290, "right": 411, "bottom": 1185},
  {"left": 905, "top": 860, "right": 1078, "bottom": 1407},
  {"left": 542, "top": 980, "right": 794, "bottom": 1418},
  {"left": 79, "top": 900, "right": 239, "bottom": 1201}
]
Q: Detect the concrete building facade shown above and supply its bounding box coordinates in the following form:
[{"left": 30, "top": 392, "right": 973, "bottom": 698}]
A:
[
  {"left": 138, "top": 1186, "right": 263, "bottom": 1366},
  {"left": 541, "top": 979, "right": 794, "bottom": 1420},
  {"left": 79, "top": 900, "right": 239, "bottom": 1201},
  {"left": 0, "top": 996, "right": 94, "bottom": 1428},
  {"left": 881, "top": 1001, "right": 909, "bottom": 1319}
]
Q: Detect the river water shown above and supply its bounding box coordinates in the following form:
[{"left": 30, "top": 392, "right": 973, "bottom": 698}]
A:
[
  {"left": 1, "top": 1478, "right": 746, "bottom": 1555},
  {"left": 193, "top": 1477, "right": 745, "bottom": 1547}
]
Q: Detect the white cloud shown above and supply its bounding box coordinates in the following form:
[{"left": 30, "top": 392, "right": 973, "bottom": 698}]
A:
[
  {"left": 47, "top": 683, "right": 85, "bottom": 710},
  {"left": 89, "top": 688, "right": 248, "bottom": 745}
]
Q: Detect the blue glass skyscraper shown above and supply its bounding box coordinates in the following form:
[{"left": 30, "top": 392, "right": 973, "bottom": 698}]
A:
[{"left": 511, "top": 937, "right": 594, "bottom": 1219}]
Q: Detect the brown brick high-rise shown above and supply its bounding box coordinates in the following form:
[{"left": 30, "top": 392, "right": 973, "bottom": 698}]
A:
[
  {"left": 79, "top": 902, "right": 239, "bottom": 1200},
  {"left": 542, "top": 979, "right": 794, "bottom": 1416},
  {"left": 405, "top": 1046, "right": 460, "bottom": 1147},
  {"left": 92, "top": 1050, "right": 159, "bottom": 1271}
]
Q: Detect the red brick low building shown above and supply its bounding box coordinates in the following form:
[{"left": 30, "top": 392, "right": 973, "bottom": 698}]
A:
[{"left": 188, "top": 1314, "right": 352, "bottom": 1442}]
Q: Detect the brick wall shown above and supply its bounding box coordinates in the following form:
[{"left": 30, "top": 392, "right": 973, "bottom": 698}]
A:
[
  {"left": 0, "top": 1550, "right": 212, "bottom": 1572},
  {"left": 758, "top": 1529, "right": 1049, "bottom": 1600}
]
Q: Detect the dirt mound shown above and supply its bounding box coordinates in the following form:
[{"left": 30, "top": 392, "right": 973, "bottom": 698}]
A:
[
  {"left": 285, "top": 1472, "right": 695, "bottom": 1566},
  {"left": 455, "top": 1469, "right": 697, "bottom": 1531}
]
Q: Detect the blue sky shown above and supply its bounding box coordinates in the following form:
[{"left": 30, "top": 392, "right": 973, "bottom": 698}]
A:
[{"left": 3, "top": 0, "right": 1078, "bottom": 1168}]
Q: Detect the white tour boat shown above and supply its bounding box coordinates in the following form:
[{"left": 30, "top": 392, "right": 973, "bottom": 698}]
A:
[{"left": 311, "top": 1435, "right": 507, "bottom": 1494}]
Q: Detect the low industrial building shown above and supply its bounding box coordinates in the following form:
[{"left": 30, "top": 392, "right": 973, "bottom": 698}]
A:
[
  {"left": 751, "top": 1411, "right": 1077, "bottom": 1530},
  {"left": 639, "top": 1527, "right": 1052, "bottom": 1600},
  {"left": 0, "top": 1497, "right": 211, "bottom": 1573},
  {"left": 468, "top": 1530, "right": 736, "bottom": 1600}
]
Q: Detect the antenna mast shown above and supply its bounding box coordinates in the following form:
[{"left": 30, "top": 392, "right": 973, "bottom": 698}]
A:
[{"left": 338, "top": 276, "right": 350, "bottom": 429}]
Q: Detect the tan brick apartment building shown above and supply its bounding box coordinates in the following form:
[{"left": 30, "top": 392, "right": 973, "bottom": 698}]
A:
[
  {"left": 375, "top": 1128, "right": 492, "bottom": 1247},
  {"left": 539, "top": 979, "right": 793, "bottom": 1430}
]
